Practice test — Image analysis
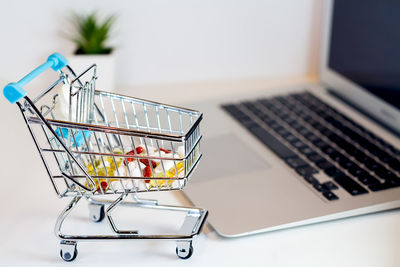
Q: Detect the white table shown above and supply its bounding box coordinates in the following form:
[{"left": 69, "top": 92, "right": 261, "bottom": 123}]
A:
[{"left": 0, "top": 77, "right": 399, "bottom": 266}]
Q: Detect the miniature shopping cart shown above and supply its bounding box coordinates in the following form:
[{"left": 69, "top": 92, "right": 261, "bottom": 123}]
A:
[{"left": 3, "top": 53, "right": 207, "bottom": 261}]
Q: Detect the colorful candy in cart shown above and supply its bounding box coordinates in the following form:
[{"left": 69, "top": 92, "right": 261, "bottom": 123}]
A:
[{"left": 84, "top": 145, "right": 185, "bottom": 192}]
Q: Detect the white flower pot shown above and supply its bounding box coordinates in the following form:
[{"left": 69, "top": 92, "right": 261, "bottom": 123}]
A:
[{"left": 68, "top": 53, "right": 116, "bottom": 92}]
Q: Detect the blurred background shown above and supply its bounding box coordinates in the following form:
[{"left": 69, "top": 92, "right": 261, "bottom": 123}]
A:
[{"left": 0, "top": 0, "right": 321, "bottom": 103}]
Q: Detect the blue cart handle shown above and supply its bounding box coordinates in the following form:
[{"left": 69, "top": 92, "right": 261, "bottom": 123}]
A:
[{"left": 3, "top": 53, "right": 68, "bottom": 104}]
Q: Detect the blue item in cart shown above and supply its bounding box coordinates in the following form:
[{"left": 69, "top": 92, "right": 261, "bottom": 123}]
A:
[
  {"left": 3, "top": 53, "right": 68, "bottom": 104},
  {"left": 55, "top": 128, "right": 92, "bottom": 147}
]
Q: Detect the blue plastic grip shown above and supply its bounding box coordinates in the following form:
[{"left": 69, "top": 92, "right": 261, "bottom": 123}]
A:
[{"left": 3, "top": 53, "right": 68, "bottom": 104}]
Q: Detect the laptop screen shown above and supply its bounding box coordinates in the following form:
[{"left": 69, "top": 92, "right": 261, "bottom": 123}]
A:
[{"left": 328, "top": 0, "right": 400, "bottom": 110}]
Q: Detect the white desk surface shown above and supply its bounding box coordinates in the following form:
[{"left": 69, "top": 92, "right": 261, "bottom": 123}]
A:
[{"left": 0, "top": 77, "right": 399, "bottom": 267}]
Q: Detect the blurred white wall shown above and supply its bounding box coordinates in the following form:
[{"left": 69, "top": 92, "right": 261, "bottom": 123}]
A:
[{"left": 0, "top": 0, "right": 321, "bottom": 89}]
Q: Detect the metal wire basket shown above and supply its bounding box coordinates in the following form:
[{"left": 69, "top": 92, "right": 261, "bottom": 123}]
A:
[{"left": 3, "top": 53, "right": 207, "bottom": 261}]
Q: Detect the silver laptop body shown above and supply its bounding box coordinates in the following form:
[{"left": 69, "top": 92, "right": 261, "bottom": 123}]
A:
[{"left": 182, "top": 0, "right": 400, "bottom": 237}]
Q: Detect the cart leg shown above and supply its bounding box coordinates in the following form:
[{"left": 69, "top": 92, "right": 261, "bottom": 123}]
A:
[
  {"left": 55, "top": 196, "right": 82, "bottom": 240},
  {"left": 88, "top": 203, "right": 105, "bottom": 223},
  {"left": 175, "top": 210, "right": 202, "bottom": 259},
  {"left": 106, "top": 193, "right": 139, "bottom": 234},
  {"left": 60, "top": 240, "right": 78, "bottom": 262},
  {"left": 176, "top": 240, "right": 193, "bottom": 259}
]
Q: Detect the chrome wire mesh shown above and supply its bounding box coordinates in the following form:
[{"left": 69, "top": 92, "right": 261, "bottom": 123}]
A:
[{"left": 21, "top": 67, "right": 202, "bottom": 197}]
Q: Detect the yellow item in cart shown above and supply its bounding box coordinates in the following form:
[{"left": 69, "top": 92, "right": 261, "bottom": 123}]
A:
[
  {"left": 167, "top": 161, "right": 185, "bottom": 177},
  {"left": 150, "top": 161, "right": 185, "bottom": 188},
  {"left": 85, "top": 149, "right": 123, "bottom": 192}
]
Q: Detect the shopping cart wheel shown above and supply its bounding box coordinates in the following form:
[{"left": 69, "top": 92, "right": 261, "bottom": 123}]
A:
[
  {"left": 89, "top": 203, "right": 105, "bottom": 222},
  {"left": 60, "top": 241, "right": 78, "bottom": 262},
  {"left": 176, "top": 241, "right": 193, "bottom": 259}
]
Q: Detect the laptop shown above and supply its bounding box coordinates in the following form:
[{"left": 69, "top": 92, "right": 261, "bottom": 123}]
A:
[{"left": 182, "top": 0, "right": 400, "bottom": 237}]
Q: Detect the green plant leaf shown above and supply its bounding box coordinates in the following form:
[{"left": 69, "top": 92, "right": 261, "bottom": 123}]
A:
[{"left": 66, "top": 11, "right": 116, "bottom": 54}]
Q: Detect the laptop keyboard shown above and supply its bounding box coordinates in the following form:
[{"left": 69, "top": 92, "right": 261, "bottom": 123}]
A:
[{"left": 222, "top": 91, "right": 400, "bottom": 201}]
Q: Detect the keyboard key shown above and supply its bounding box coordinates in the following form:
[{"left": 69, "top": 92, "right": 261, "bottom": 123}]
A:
[
  {"left": 334, "top": 175, "right": 368, "bottom": 196},
  {"left": 249, "top": 127, "right": 297, "bottom": 159},
  {"left": 286, "top": 157, "right": 309, "bottom": 169},
  {"left": 316, "top": 160, "right": 334, "bottom": 170},
  {"left": 329, "top": 151, "right": 343, "bottom": 162},
  {"left": 374, "top": 149, "right": 391, "bottom": 161},
  {"left": 386, "top": 177, "right": 400, "bottom": 185},
  {"left": 288, "top": 138, "right": 301, "bottom": 146},
  {"left": 322, "top": 181, "right": 338, "bottom": 190},
  {"left": 324, "top": 166, "right": 339, "bottom": 177},
  {"left": 296, "top": 166, "right": 318, "bottom": 176},
  {"left": 354, "top": 151, "right": 370, "bottom": 162},
  {"left": 270, "top": 122, "right": 282, "bottom": 131},
  {"left": 283, "top": 117, "right": 297, "bottom": 125},
  {"left": 314, "top": 140, "right": 329, "bottom": 150},
  {"left": 291, "top": 122, "right": 304, "bottom": 131},
  {"left": 369, "top": 162, "right": 384, "bottom": 171},
  {"left": 322, "top": 191, "right": 339, "bottom": 201},
  {"left": 338, "top": 157, "right": 355, "bottom": 170},
  {"left": 369, "top": 181, "right": 400, "bottom": 192},
  {"left": 303, "top": 175, "right": 319, "bottom": 185},
  {"left": 388, "top": 158, "right": 400, "bottom": 171},
  {"left": 299, "top": 146, "right": 316, "bottom": 156},
  {"left": 357, "top": 174, "right": 380, "bottom": 186},
  {"left": 307, "top": 153, "right": 326, "bottom": 163},
  {"left": 262, "top": 116, "right": 275, "bottom": 125},
  {"left": 337, "top": 139, "right": 355, "bottom": 153},
  {"left": 325, "top": 167, "right": 345, "bottom": 179},
  {"left": 313, "top": 183, "right": 329, "bottom": 192},
  {"left": 285, "top": 134, "right": 298, "bottom": 143},
  {"left": 374, "top": 168, "right": 399, "bottom": 181},
  {"left": 311, "top": 121, "right": 323, "bottom": 131},
  {"left": 292, "top": 140, "right": 307, "bottom": 149},
  {"left": 298, "top": 127, "right": 311, "bottom": 137},
  {"left": 276, "top": 128, "right": 291, "bottom": 137},
  {"left": 365, "top": 143, "right": 380, "bottom": 156},
  {"left": 348, "top": 167, "right": 368, "bottom": 178},
  {"left": 306, "top": 134, "right": 321, "bottom": 143},
  {"left": 321, "top": 145, "right": 337, "bottom": 155}
]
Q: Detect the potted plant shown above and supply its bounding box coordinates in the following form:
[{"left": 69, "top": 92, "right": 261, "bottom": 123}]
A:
[{"left": 66, "top": 12, "right": 117, "bottom": 92}]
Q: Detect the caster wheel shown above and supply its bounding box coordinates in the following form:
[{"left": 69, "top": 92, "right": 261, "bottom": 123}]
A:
[
  {"left": 89, "top": 204, "right": 105, "bottom": 222},
  {"left": 176, "top": 242, "right": 193, "bottom": 259},
  {"left": 60, "top": 242, "right": 78, "bottom": 262}
]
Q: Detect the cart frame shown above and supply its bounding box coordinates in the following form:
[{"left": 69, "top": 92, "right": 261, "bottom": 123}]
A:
[{"left": 3, "top": 53, "right": 208, "bottom": 261}]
